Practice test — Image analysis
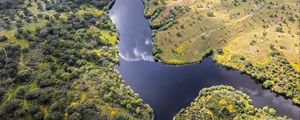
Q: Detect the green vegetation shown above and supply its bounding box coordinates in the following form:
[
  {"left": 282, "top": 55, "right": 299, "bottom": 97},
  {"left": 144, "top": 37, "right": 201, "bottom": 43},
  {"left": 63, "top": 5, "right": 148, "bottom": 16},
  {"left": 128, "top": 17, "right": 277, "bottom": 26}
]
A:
[
  {"left": 174, "top": 85, "right": 290, "bottom": 120},
  {"left": 1, "top": 0, "right": 298, "bottom": 119},
  {"left": 0, "top": 0, "right": 153, "bottom": 119},
  {"left": 214, "top": 50, "right": 300, "bottom": 104},
  {"left": 144, "top": 0, "right": 300, "bottom": 105}
]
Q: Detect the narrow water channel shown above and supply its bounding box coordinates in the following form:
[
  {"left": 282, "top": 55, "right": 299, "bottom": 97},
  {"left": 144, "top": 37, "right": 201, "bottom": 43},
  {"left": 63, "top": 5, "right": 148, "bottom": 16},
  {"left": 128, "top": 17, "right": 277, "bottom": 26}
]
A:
[{"left": 109, "top": 0, "right": 300, "bottom": 120}]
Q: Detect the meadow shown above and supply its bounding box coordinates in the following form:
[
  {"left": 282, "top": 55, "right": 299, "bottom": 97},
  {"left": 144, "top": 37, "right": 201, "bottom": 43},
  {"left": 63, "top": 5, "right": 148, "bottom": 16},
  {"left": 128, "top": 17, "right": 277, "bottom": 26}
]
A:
[{"left": 144, "top": 0, "right": 300, "bottom": 105}]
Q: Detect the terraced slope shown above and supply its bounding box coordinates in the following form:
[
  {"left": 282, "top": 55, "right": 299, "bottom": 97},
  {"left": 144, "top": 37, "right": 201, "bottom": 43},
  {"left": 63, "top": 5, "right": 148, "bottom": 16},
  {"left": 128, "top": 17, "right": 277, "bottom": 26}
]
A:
[
  {"left": 144, "top": 0, "right": 300, "bottom": 105},
  {"left": 174, "top": 86, "right": 290, "bottom": 120},
  {"left": 0, "top": 0, "right": 153, "bottom": 119}
]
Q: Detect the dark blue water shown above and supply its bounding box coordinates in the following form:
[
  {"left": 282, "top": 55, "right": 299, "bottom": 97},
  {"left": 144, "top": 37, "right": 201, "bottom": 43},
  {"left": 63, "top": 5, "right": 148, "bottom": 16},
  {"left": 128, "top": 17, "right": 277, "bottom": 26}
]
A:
[{"left": 109, "top": 0, "right": 300, "bottom": 120}]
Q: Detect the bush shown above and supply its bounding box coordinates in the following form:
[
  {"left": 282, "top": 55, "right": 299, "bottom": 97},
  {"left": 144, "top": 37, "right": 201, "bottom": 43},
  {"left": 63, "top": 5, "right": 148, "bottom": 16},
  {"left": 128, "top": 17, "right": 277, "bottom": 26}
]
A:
[
  {"left": 28, "top": 106, "right": 40, "bottom": 115},
  {"left": 263, "top": 80, "right": 273, "bottom": 88},
  {"left": 45, "top": 112, "right": 63, "bottom": 120},
  {"left": 0, "top": 99, "right": 21, "bottom": 113},
  {"left": 15, "top": 86, "right": 27, "bottom": 98},
  {"left": 176, "top": 32, "right": 182, "bottom": 37},
  {"left": 14, "top": 109, "right": 25, "bottom": 118},
  {"left": 207, "top": 12, "right": 214, "bottom": 17},
  {"left": 0, "top": 36, "right": 8, "bottom": 42},
  {"left": 69, "top": 112, "right": 81, "bottom": 120},
  {"left": 67, "top": 103, "right": 105, "bottom": 120},
  {"left": 275, "top": 27, "right": 283, "bottom": 32},
  {"left": 33, "top": 112, "right": 44, "bottom": 120},
  {"left": 216, "top": 49, "right": 223, "bottom": 54},
  {"left": 37, "top": 90, "right": 51, "bottom": 104},
  {"left": 287, "top": 15, "right": 295, "bottom": 22},
  {"left": 25, "top": 89, "right": 40, "bottom": 100},
  {"left": 37, "top": 79, "right": 55, "bottom": 88},
  {"left": 15, "top": 69, "right": 32, "bottom": 83},
  {"left": 113, "top": 115, "right": 130, "bottom": 120},
  {"left": 49, "top": 100, "right": 66, "bottom": 112}
]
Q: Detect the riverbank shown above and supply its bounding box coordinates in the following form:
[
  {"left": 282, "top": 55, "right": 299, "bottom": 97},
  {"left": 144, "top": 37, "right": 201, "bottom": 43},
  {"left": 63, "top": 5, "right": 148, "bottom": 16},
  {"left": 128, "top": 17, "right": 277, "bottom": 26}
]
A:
[
  {"left": 111, "top": 0, "right": 299, "bottom": 119},
  {"left": 0, "top": 0, "right": 153, "bottom": 119},
  {"left": 143, "top": 0, "right": 300, "bottom": 106}
]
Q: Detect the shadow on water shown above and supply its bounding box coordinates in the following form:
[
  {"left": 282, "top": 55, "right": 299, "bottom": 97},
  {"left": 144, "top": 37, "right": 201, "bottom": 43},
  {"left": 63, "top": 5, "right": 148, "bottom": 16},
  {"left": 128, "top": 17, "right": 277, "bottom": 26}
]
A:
[{"left": 109, "top": 0, "right": 300, "bottom": 120}]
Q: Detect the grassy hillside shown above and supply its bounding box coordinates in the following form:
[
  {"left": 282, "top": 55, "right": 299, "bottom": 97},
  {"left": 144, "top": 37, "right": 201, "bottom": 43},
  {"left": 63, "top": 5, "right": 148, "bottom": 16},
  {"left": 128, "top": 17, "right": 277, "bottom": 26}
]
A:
[
  {"left": 174, "top": 86, "right": 290, "bottom": 120},
  {"left": 144, "top": 0, "right": 300, "bottom": 105},
  {"left": 0, "top": 0, "right": 153, "bottom": 119}
]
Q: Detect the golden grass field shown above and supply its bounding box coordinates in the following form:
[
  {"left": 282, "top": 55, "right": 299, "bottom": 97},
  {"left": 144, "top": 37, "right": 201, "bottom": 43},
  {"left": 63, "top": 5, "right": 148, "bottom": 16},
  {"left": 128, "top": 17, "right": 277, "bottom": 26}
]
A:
[
  {"left": 145, "top": 0, "right": 300, "bottom": 104},
  {"left": 146, "top": 0, "right": 299, "bottom": 71}
]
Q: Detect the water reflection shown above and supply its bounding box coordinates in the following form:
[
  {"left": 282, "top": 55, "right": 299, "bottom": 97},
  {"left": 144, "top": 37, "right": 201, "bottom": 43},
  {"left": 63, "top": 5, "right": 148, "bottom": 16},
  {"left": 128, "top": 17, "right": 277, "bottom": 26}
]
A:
[{"left": 109, "top": 0, "right": 300, "bottom": 120}]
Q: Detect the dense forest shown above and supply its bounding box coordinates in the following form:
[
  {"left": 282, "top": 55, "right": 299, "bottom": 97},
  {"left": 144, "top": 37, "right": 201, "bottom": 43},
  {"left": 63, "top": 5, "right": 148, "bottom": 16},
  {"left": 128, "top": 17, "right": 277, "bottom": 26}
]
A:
[
  {"left": 174, "top": 86, "right": 290, "bottom": 120},
  {"left": 143, "top": 0, "right": 300, "bottom": 105},
  {"left": 0, "top": 0, "right": 153, "bottom": 119}
]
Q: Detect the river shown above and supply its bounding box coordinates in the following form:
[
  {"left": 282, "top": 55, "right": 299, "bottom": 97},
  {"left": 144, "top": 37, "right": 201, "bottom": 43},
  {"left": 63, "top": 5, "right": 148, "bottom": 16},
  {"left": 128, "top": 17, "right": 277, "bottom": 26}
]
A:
[{"left": 109, "top": 0, "right": 300, "bottom": 120}]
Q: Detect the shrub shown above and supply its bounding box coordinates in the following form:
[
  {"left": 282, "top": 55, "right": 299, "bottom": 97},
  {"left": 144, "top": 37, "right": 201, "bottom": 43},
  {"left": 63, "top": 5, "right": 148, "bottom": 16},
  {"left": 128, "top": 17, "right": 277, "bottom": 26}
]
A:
[
  {"left": 216, "top": 49, "right": 223, "bottom": 55},
  {"left": 15, "top": 86, "right": 27, "bottom": 98},
  {"left": 37, "top": 93, "right": 51, "bottom": 104},
  {"left": 45, "top": 112, "right": 63, "bottom": 120},
  {"left": 28, "top": 106, "right": 40, "bottom": 115},
  {"left": 207, "top": 12, "right": 214, "bottom": 17},
  {"left": 25, "top": 89, "right": 40, "bottom": 100},
  {"left": 0, "top": 99, "right": 21, "bottom": 113},
  {"left": 275, "top": 27, "right": 283, "bottom": 32},
  {"left": 287, "top": 15, "right": 295, "bottom": 22},
  {"left": 263, "top": 80, "right": 273, "bottom": 88},
  {"left": 176, "top": 32, "right": 182, "bottom": 37},
  {"left": 33, "top": 112, "right": 44, "bottom": 120},
  {"left": 14, "top": 109, "right": 25, "bottom": 118},
  {"left": 0, "top": 36, "right": 8, "bottom": 42}
]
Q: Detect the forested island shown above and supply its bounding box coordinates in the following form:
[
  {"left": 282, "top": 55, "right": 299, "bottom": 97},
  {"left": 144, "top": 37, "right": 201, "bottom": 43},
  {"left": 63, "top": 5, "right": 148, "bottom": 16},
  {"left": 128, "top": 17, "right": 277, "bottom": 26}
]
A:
[
  {"left": 144, "top": 0, "right": 300, "bottom": 106},
  {"left": 174, "top": 86, "right": 290, "bottom": 120},
  {"left": 0, "top": 0, "right": 153, "bottom": 119}
]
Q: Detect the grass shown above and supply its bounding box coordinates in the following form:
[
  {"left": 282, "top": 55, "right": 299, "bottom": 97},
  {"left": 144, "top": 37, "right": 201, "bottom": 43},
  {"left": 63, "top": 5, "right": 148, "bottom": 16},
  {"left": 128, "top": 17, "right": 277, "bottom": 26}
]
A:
[
  {"left": 5, "top": 88, "right": 16, "bottom": 100},
  {"left": 25, "top": 0, "right": 56, "bottom": 17},
  {"left": 77, "top": 4, "right": 104, "bottom": 16},
  {"left": 0, "top": 1, "right": 50, "bottom": 49},
  {"left": 38, "top": 62, "right": 49, "bottom": 70},
  {"left": 99, "top": 30, "right": 118, "bottom": 45},
  {"left": 92, "top": 49, "right": 102, "bottom": 56},
  {"left": 15, "top": 39, "right": 29, "bottom": 48},
  {"left": 146, "top": 0, "right": 300, "bottom": 106},
  {"left": 99, "top": 104, "right": 130, "bottom": 118},
  {"left": 146, "top": 0, "right": 299, "bottom": 72},
  {"left": 164, "top": 59, "right": 184, "bottom": 64}
]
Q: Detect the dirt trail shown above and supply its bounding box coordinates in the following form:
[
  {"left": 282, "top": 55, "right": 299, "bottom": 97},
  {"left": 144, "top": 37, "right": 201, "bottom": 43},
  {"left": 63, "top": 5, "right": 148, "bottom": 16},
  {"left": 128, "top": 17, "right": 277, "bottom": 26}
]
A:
[{"left": 184, "top": 3, "right": 266, "bottom": 51}]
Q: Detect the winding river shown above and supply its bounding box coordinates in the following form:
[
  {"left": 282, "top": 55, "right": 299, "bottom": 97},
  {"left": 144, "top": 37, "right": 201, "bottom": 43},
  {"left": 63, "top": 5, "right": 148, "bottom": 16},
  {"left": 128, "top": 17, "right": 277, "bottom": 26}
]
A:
[{"left": 109, "top": 0, "right": 300, "bottom": 120}]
